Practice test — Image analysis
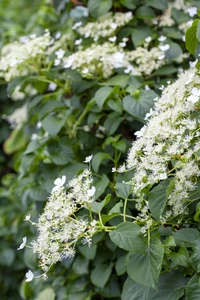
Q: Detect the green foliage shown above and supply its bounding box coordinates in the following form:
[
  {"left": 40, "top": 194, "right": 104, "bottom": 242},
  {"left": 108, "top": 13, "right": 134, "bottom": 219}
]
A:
[{"left": 0, "top": 0, "right": 200, "bottom": 299}]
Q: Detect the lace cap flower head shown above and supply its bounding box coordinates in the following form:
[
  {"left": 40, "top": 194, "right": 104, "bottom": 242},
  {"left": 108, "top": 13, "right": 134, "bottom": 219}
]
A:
[
  {"left": 17, "top": 237, "right": 27, "bottom": 250},
  {"left": 52, "top": 175, "right": 66, "bottom": 192},
  {"left": 25, "top": 270, "right": 34, "bottom": 282}
]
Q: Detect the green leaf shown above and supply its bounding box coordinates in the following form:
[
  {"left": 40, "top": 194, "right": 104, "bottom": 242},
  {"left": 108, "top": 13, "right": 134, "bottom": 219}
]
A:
[
  {"left": 131, "top": 26, "right": 154, "bottom": 47},
  {"left": 190, "top": 241, "right": 200, "bottom": 272},
  {"left": 3, "top": 126, "right": 27, "bottom": 154},
  {"left": 91, "top": 194, "right": 111, "bottom": 213},
  {"left": 90, "top": 262, "right": 113, "bottom": 288},
  {"left": 122, "top": 276, "right": 151, "bottom": 300},
  {"left": 98, "top": 275, "right": 121, "bottom": 298},
  {"left": 120, "top": 0, "right": 138, "bottom": 9},
  {"left": 173, "top": 228, "right": 200, "bottom": 247},
  {"left": 88, "top": 0, "right": 112, "bottom": 18},
  {"left": 29, "top": 185, "right": 48, "bottom": 201},
  {"left": 123, "top": 90, "right": 157, "bottom": 120},
  {"left": 145, "top": 0, "right": 168, "bottom": 10},
  {"left": 94, "top": 86, "right": 113, "bottom": 109},
  {"left": 101, "top": 75, "right": 129, "bottom": 88},
  {"left": 171, "top": 8, "right": 189, "bottom": 24},
  {"left": 136, "top": 5, "right": 156, "bottom": 19},
  {"left": 92, "top": 152, "right": 110, "bottom": 173},
  {"left": 48, "top": 143, "right": 74, "bottom": 165},
  {"left": 24, "top": 140, "right": 41, "bottom": 154},
  {"left": 186, "top": 274, "right": 200, "bottom": 300},
  {"left": 36, "top": 288, "right": 55, "bottom": 300},
  {"left": 148, "top": 178, "right": 172, "bottom": 221},
  {"left": 42, "top": 113, "right": 66, "bottom": 136},
  {"left": 115, "top": 182, "right": 132, "bottom": 199},
  {"left": 108, "top": 200, "right": 123, "bottom": 215},
  {"left": 169, "top": 246, "right": 190, "bottom": 267},
  {"left": 72, "top": 256, "right": 89, "bottom": 275},
  {"left": 186, "top": 19, "right": 199, "bottom": 55},
  {"left": 127, "top": 238, "right": 164, "bottom": 289},
  {"left": 104, "top": 112, "right": 122, "bottom": 135},
  {"left": 152, "top": 65, "right": 177, "bottom": 76},
  {"left": 109, "top": 222, "right": 146, "bottom": 253},
  {"left": 165, "top": 42, "right": 182, "bottom": 60},
  {"left": 197, "top": 21, "right": 200, "bottom": 41},
  {"left": 78, "top": 243, "right": 97, "bottom": 260},
  {"left": 115, "top": 254, "right": 128, "bottom": 276},
  {"left": 108, "top": 98, "right": 123, "bottom": 114}
]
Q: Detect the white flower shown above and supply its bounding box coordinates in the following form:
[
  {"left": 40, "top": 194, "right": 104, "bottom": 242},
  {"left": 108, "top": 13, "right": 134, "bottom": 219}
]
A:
[
  {"left": 145, "top": 85, "right": 150, "bottom": 90},
  {"left": 17, "top": 237, "right": 27, "bottom": 250},
  {"left": 74, "top": 38, "right": 82, "bottom": 45},
  {"left": 55, "top": 31, "right": 61, "bottom": 40},
  {"left": 189, "top": 59, "right": 198, "bottom": 68},
  {"left": 54, "top": 58, "right": 61, "bottom": 66},
  {"left": 145, "top": 36, "right": 152, "bottom": 43},
  {"left": 52, "top": 175, "right": 66, "bottom": 192},
  {"left": 36, "top": 121, "right": 42, "bottom": 129},
  {"left": 159, "top": 44, "right": 170, "bottom": 51},
  {"left": 108, "top": 36, "right": 117, "bottom": 42},
  {"left": 187, "top": 95, "right": 199, "bottom": 103},
  {"left": 55, "top": 49, "right": 65, "bottom": 59},
  {"left": 87, "top": 186, "right": 96, "bottom": 197},
  {"left": 64, "top": 57, "right": 74, "bottom": 68},
  {"left": 25, "top": 270, "right": 34, "bottom": 282},
  {"left": 113, "top": 52, "right": 125, "bottom": 68},
  {"left": 82, "top": 68, "right": 89, "bottom": 74},
  {"left": 48, "top": 82, "right": 57, "bottom": 91},
  {"left": 187, "top": 7, "right": 197, "bottom": 17},
  {"left": 84, "top": 155, "right": 93, "bottom": 163},
  {"left": 191, "top": 87, "right": 200, "bottom": 96},
  {"left": 158, "top": 36, "right": 166, "bottom": 42},
  {"left": 110, "top": 22, "right": 117, "bottom": 29},
  {"left": 112, "top": 167, "right": 116, "bottom": 172},
  {"left": 31, "top": 133, "right": 38, "bottom": 140},
  {"left": 72, "top": 21, "right": 82, "bottom": 30},
  {"left": 24, "top": 215, "right": 31, "bottom": 221},
  {"left": 119, "top": 42, "right": 126, "bottom": 47},
  {"left": 159, "top": 85, "right": 165, "bottom": 90}
]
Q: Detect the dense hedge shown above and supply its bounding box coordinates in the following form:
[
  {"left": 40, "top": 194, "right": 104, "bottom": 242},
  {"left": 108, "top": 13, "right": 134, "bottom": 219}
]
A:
[{"left": 0, "top": 0, "right": 200, "bottom": 299}]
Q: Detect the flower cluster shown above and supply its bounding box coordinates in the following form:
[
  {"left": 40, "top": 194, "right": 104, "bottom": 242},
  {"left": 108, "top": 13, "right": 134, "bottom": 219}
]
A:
[
  {"left": 63, "top": 42, "right": 132, "bottom": 78},
  {"left": 124, "top": 67, "right": 200, "bottom": 224},
  {"left": 75, "top": 12, "right": 133, "bottom": 41},
  {"left": 31, "top": 170, "right": 98, "bottom": 273},
  {"left": 158, "top": 0, "right": 197, "bottom": 28},
  {"left": 0, "top": 30, "right": 50, "bottom": 81}
]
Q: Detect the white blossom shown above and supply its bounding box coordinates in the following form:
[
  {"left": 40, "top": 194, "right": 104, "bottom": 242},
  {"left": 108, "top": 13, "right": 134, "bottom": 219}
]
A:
[
  {"left": 25, "top": 270, "right": 34, "bottom": 282},
  {"left": 84, "top": 155, "right": 93, "bottom": 163},
  {"left": 52, "top": 175, "right": 66, "bottom": 192},
  {"left": 17, "top": 237, "right": 27, "bottom": 250}
]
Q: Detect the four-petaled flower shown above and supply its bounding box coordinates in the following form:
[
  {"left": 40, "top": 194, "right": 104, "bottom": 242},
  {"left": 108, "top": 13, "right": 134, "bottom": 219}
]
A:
[
  {"left": 25, "top": 270, "right": 34, "bottom": 282},
  {"left": 17, "top": 237, "right": 27, "bottom": 250},
  {"left": 52, "top": 175, "right": 66, "bottom": 192}
]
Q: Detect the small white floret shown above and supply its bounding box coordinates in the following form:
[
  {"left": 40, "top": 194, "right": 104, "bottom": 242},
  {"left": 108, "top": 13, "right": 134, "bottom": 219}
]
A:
[
  {"left": 84, "top": 155, "right": 93, "bottom": 163},
  {"left": 25, "top": 270, "right": 34, "bottom": 282},
  {"left": 87, "top": 186, "right": 96, "bottom": 197},
  {"left": 158, "top": 36, "right": 166, "bottom": 42},
  {"left": 159, "top": 44, "right": 170, "bottom": 52},
  {"left": 17, "top": 237, "right": 27, "bottom": 250}
]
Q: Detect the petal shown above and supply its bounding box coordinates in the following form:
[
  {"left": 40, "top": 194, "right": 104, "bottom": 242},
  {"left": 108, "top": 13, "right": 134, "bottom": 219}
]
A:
[
  {"left": 87, "top": 186, "right": 96, "bottom": 197},
  {"left": 54, "top": 178, "right": 61, "bottom": 185},
  {"left": 61, "top": 175, "right": 66, "bottom": 185},
  {"left": 25, "top": 270, "right": 34, "bottom": 282}
]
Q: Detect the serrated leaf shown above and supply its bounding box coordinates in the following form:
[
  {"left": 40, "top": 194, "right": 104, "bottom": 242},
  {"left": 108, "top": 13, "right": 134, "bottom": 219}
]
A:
[
  {"left": 186, "top": 19, "right": 199, "bottom": 55},
  {"left": 145, "top": 0, "right": 168, "bottom": 10},
  {"left": 109, "top": 222, "right": 146, "bottom": 253},
  {"left": 122, "top": 276, "right": 151, "bottom": 300},
  {"left": 173, "top": 228, "right": 200, "bottom": 247},
  {"left": 92, "top": 152, "right": 110, "bottom": 173},
  {"left": 91, "top": 194, "right": 111, "bottom": 213},
  {"left": 186, "top": 274, "right": 200, "bottom": 300},
  {"left": 90, "top": 262, "right": 113, "bottom": 288},
  {"left": 115, "top": 182, "right": 132, "bottom": 199},
  {"left": 169, "top": 246, "right": 190, "bottom": 267},
  {"left": 148, "top": 178, "right": 171, "bottom": 221},
  {"left": 123, "top": 90, "right": 157, "bottom": 120},
  {"left": 88, "top": 0, "right": 112, "bottom": 18},
  {"left": 36, "top": 288, "right": 55, "bottom": 300},
  {"left": 42, "top": 114, "right": 66, "bottom": 136},
  {"left": 127, "top": 238, "right": 164, "bottom": 289}
]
